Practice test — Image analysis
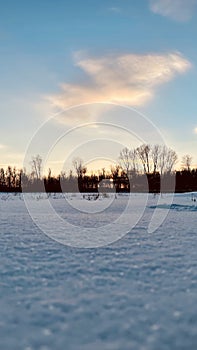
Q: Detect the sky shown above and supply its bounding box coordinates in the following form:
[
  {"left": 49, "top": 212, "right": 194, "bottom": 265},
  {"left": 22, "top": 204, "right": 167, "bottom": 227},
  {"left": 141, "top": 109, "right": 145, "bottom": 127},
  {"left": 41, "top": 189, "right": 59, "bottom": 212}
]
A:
[{"left": 1, "top": 0, "right": 197, "bottom": 174}]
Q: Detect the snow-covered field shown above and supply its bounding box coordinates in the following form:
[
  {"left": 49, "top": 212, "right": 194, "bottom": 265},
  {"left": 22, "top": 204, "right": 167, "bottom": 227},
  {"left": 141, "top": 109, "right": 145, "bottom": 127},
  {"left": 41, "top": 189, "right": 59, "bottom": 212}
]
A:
[{"left": 0, "top": 192, "right": 197, "bottom": 350}]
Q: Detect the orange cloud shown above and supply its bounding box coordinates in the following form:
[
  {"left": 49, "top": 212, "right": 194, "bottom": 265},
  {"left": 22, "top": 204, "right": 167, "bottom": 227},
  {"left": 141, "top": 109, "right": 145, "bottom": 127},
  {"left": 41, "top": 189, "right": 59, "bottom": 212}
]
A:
[{"left": 47, "top": 51, "right": 191, "bottom": 116}]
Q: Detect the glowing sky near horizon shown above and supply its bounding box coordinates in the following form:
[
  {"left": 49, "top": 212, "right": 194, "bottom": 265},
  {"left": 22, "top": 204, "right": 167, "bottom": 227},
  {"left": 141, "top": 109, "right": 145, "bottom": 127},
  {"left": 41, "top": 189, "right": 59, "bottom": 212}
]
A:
[{"left": 0, "top": 0, "right": 197, "bottom": 174}]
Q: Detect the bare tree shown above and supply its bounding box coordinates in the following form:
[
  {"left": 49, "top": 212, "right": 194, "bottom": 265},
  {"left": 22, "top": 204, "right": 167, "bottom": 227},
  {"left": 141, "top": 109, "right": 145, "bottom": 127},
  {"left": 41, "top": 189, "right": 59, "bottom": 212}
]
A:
[
  {"left": 151, "top": 144, "right": 160, "bottom": 174},
  {"left": 165, "top": 148, "right": 178, "bottom": 173},
  {"left": 129, "top": 148, "right": 139, "bottom": 174},
  {"left": 5, "top": 166, "right": 12, "bottom": 188},
  {"left": 158, "top": 146, "right": 177, "bottom": 175},
  {"left": 31, "top": 155, "right": 42, "bottom": 180},
  {"left": 48, "top": 168, "right": 52, "bottom": 180},
  {"left": 72, "top": 157, "right": 87, "bottom": 178},
  {"left": 0, "top": 168, "right": 5, "bottom": 187},
  {"left": 181, "top": 154, "right": 192, "bottom": 171},
  {"left": 119, "top": 147, "right": 139, "bottom": 177},
  {"left": 12, "top": 166, "right": 17, "bottom": 187},
  {"left": 101, "top": 167, "right": 106, "bottom": 178},
  {"left": 119, "top": 147, "right": 130, "bottom": 174},
  {"left": 110, "top": 164, "right": 120, "bottom": 178},
  {"left": 136, "top": 144, "right": 151, "bottom": 174}
]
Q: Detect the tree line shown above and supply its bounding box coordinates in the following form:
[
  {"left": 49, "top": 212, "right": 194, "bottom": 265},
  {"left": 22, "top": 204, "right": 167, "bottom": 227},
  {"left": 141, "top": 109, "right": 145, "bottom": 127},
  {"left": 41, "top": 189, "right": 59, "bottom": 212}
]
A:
[{"left": 0, "top": 145, "right": 196, "bottom": 193}]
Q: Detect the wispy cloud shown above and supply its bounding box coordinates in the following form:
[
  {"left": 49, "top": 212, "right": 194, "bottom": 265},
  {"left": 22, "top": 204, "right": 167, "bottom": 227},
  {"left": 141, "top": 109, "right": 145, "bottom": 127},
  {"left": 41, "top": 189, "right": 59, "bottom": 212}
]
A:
[
  {"left": 194, "top": 127, "right": 197, "bottom": 134},
  {"left": 0, "top": 144, "right": 6, "bottom": 150},
  {"left": 0, "top": 150, "right": 24, "bottom": 168},
  {"left": 108, "top": 7, "right": 121, "bottom": 14},
  {"left": 48, "top": 51, "right": 191, "bottom": 116},
  {"left": 149, "top": 0, "right": 197, "bottom": 22}
]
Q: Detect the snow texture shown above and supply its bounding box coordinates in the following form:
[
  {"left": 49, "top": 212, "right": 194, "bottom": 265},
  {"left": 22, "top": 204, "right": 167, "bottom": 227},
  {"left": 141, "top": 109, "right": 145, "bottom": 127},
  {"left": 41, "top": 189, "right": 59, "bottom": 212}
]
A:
[{"left": 0, "top": 193, "right": 197, "bottom": 350}]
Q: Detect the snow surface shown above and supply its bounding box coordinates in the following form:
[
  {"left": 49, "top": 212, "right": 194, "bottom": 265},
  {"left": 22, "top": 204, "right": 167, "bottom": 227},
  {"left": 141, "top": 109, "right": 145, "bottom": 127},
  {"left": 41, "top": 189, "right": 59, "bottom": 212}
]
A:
[{"left": 0, "top": 192, "right": 197, "bottom": 350}]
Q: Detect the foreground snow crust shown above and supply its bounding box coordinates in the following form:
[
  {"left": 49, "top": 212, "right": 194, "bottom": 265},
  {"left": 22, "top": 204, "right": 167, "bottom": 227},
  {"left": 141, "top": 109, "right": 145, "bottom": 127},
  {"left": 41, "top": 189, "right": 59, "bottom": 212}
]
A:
[{"left": 0, "top": 192, "right": 197, "bottom": 350}]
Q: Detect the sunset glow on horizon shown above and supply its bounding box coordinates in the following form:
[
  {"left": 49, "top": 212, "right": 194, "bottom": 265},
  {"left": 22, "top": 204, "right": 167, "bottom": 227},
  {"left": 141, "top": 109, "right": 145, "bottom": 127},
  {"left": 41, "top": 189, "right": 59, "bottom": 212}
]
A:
[{"left": 1, "top": 0, "right": 197, "bottom": 171}]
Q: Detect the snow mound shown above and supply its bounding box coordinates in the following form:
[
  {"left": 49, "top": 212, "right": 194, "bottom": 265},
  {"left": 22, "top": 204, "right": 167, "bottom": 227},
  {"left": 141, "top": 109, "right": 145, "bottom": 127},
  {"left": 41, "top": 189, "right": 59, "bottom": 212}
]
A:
[{"left": 149, "top": 203, "right": 197, "bottom": 211}]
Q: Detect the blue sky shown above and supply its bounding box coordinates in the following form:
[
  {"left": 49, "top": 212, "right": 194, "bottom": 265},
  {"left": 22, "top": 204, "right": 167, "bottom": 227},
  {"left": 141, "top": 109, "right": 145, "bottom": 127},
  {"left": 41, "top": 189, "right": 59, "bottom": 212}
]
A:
[{"left": 1, "top": 0, "right": 197, "bottom": 173}]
